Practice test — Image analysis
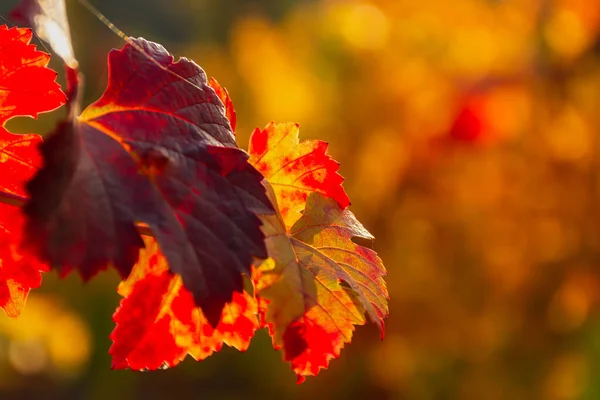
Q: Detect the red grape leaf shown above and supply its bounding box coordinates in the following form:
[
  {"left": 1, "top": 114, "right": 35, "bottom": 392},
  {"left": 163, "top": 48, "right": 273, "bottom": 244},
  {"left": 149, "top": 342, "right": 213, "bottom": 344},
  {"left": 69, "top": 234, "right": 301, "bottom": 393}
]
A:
[
  {"left": 0, "top": 25, "right": 65, "bottom": 317},
  {"left": 208, "top": 78, "right": 236, "bottom": 133},
  {"left": 253, "top": 187, "right": 388, "bottom": 382},
  {"left": 11, "top": 0, "right": 78, "bottom": 69},
  {"left": 249, "top": 122, "right": 350, "bottom": 227},
  {"left": 23, "top": 37, "right": 274, "bottom": 325},
  {"left": 110, "top": 237, "right": 258, "bottom": 370}
]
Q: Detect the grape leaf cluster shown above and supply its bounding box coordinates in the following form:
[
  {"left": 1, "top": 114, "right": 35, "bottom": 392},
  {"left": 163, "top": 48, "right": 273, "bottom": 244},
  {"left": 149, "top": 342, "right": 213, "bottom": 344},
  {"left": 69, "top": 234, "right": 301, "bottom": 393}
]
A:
[{"left": 0, "top": 0, "right": 389, "bottom": 382}]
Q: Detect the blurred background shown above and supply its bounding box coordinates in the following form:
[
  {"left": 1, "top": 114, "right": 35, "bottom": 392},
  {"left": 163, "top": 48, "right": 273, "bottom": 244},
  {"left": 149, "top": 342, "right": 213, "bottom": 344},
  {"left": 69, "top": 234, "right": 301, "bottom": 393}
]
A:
[{"left": 2, "top": 0, "right": 600, "bottom": 398}]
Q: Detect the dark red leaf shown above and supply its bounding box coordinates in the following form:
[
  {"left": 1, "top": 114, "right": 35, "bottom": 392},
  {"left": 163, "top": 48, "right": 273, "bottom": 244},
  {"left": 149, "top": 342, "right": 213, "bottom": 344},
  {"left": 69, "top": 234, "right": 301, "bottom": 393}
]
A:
[{"left": 23, "top": 38, "right": 273, "bottom": 325}]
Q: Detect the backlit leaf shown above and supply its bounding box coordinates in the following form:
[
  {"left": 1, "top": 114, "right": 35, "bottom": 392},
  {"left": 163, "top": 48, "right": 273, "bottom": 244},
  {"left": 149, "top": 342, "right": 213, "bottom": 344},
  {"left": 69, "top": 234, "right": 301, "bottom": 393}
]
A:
[
  {"left": 0, "top": 25, "right": 65, "bottom": 317},
  {"left": 209, "top": 77, "right": 237, "bottom": 133},
  {"left": 110, "top": 237, "right": 258, "bottom": 370},
  {"left": 249, "top": 122, "right": 351, "bottom": 227},
  {"left": 254, "top": 187, "right": 388, "bottom": 382}
]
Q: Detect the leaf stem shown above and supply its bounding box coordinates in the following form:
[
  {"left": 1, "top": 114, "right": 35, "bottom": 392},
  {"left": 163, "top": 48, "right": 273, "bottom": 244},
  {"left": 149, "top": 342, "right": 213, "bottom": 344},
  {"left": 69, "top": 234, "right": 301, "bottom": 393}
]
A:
[
  {"left": 0, "top": 190, "right": 26, "bottom": 208},
  {"left": 0, "top": 188, "right": 154, "bottom": 237}
]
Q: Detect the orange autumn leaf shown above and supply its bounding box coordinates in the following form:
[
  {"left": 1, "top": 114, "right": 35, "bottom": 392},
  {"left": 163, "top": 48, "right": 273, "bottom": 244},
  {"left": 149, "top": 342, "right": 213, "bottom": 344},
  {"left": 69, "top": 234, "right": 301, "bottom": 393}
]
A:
[
  {"left": 110, "top": 237, "right": 259, "bottom": 370},
  {"left": 247, "top": 122, "right": 387, "bottom": 382},
  {"left": 0, "top": 25, "right": 65, "bottom": 317},
  {"left": 253, "top": 187, "right": 388, "bottom": 382},
  {"left": 249, "top": 122, "right": 351, "bottom": 227},
  {"left": 209, "top": 77, "right": 237, "bottom": 132}
]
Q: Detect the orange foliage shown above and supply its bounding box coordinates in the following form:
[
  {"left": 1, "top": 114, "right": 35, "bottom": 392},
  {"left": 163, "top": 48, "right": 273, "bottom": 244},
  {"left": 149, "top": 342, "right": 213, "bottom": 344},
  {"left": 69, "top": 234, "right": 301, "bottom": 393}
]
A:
[{"left": 110, "top": 237, "right": 259, "bottom": 370}]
